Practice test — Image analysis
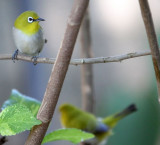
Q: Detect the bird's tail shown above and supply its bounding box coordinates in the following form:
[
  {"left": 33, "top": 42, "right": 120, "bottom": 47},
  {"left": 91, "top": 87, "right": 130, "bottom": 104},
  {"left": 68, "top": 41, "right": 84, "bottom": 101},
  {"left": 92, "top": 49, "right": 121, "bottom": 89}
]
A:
[
  {"left": 102, "top": 104, "right": 137, "bottom": 128},
  {"left": 115, "top": 104, "right": 137, "bottom": 118}
]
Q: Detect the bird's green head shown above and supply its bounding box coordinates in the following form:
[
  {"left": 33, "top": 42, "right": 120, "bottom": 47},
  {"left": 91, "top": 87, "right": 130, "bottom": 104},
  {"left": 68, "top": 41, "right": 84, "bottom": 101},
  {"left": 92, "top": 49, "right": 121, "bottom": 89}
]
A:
[
  {"left": 14, "top": 11, "right": 45, "bottom": 35},
  {"left": 59, "top": 104, "right": 75, "bottom": 113},
  {"left": 59, "top": 104, "right": 77, "bottom": 127}
]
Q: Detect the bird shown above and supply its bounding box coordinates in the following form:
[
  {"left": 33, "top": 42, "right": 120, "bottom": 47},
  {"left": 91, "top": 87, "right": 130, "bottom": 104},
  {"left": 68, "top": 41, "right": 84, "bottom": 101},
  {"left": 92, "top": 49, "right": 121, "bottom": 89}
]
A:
[
  {"left": 59, "top": 103, "right": 137, "bottom": 145},
  {"left": 12, "top": 11, "right": 46, "bottom": 65}
]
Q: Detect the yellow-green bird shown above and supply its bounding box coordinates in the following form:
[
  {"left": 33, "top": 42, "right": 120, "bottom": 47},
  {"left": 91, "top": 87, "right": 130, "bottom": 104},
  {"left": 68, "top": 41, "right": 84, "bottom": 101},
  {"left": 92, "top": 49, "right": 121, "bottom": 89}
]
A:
[
  {"left": 59, "top": 103, "right": 137, "bottom": 145},
  {"left": 12, "top": 11, "right": 46, "bottom": 64}
]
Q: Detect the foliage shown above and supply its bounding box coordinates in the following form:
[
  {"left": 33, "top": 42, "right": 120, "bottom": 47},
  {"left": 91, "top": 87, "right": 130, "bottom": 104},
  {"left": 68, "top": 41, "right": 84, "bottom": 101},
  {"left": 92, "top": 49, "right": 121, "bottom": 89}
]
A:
[
  {"left": 42, "top": 128, "right": 94, "bottom": 144},
  {"left": 0, "top": 104, "right": 41, "bottom": 136},
  {"left": 0, "top": 90, "right": 94, "bottom": 144},
  {"left": 2, "top": 89, "right": 41, "bottom": 117}
]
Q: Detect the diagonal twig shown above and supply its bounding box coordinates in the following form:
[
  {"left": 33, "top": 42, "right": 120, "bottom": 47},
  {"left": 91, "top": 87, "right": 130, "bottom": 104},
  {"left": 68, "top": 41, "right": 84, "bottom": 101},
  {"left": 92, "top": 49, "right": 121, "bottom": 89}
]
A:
[
  {"left": 24, "top": 0, "right": 90, "bottom": 145},
  {"left": 139, "top": 0, "right": 160, "bottom": 101}
]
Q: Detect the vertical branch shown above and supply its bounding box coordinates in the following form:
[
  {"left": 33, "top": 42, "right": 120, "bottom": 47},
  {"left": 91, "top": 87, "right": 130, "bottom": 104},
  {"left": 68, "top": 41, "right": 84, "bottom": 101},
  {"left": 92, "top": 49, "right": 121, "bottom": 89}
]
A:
[
  {"left": 25, "top": 0, "right": 89, "bottom": 145},
  {"left": 80, "top": 9, "right": 95, "bottom": 113},
  {"left": 139, "top": 0, "right": 160, "bottom": 101},
  {"left": 80, "top": 8, "right": 95, "bottom": 145}
]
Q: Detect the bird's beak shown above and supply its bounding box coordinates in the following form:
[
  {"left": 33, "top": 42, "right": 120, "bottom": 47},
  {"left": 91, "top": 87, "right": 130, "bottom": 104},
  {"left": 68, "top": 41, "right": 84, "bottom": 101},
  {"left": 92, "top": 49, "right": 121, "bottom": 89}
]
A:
[{"left": 35, "top": 18, "right": 45, "bottom": 21}]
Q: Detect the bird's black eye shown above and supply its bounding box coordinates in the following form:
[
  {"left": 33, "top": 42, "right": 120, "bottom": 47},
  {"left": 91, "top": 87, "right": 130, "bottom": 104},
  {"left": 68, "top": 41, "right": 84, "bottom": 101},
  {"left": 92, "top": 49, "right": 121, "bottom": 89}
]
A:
[{"left": 28, "top": 17, "right": 34, "bottom": 23}]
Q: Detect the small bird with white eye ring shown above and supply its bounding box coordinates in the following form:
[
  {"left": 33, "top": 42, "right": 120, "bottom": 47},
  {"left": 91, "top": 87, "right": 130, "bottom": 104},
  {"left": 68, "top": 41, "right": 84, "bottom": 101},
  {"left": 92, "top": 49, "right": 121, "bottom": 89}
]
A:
[{"left": 12, "top": 11, "right": 47, "bottom": 65}]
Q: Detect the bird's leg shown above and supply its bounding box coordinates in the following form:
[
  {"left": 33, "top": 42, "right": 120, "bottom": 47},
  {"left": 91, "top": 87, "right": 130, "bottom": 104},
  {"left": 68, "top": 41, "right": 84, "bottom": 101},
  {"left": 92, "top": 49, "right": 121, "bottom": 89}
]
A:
[
  {"left": 12, "top": 49, "right": 19, "bottom": 63},
  {"left": 32, "top": 56, "right": 38, "bottom": 65}
]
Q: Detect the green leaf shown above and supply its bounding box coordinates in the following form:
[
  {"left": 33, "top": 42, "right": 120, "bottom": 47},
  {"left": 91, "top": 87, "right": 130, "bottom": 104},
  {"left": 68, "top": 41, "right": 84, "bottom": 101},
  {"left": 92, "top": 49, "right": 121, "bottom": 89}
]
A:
[
  {"left": 0, "top": 104, "right": 41, "bottom": 136},
  {"left": 2, "top": 89, "right": 41, "bottom": 117},
  {"left": 42, "top": 128, "right": 94, "bottom": 144}
]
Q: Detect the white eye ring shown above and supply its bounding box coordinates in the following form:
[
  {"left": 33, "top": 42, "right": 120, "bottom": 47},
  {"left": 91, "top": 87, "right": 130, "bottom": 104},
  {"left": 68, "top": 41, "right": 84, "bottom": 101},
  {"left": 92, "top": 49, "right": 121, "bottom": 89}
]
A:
[{"left": 28, "top": 17, "right": 34, "bottom": 23}]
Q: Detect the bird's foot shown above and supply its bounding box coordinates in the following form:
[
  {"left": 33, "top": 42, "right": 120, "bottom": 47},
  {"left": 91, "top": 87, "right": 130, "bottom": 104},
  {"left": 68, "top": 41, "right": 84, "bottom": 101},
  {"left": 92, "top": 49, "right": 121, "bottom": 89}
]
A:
[
  {"left": 12, "top": 49, "right": 19, "bottom": 63},
  {"left": 32, "top": 56, "right": 38, "bottom": 65}
]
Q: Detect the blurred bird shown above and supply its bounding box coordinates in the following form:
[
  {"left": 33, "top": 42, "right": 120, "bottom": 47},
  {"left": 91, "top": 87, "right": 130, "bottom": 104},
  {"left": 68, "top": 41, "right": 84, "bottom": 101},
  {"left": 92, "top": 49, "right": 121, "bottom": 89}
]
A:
[
  {"left": 59, "top": 103, "right": 137, "bottom": 145},
  {"left": 12, "top": 11, "right": 46, "bottom": 65}
]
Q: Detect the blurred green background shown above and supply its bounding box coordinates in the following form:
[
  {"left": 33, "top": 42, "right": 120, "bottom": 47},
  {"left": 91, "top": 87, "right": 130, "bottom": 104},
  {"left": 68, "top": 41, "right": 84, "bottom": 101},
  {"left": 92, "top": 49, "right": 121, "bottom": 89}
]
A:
[{"left": 0, "top": 0, "right": 160, "bottom": 145}]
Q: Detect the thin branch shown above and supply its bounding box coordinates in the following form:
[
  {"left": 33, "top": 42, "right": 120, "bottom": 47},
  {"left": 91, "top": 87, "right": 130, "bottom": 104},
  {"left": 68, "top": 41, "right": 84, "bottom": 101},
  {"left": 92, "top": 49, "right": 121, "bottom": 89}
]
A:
[
  {"left": 0, "top": 50, "right": 151, "bottom": 65},
  {"left": 139, "top": 0, "right": 160, "bottom": 101},
  {"left": 25, "top": 0, "right": 89, "bottom": 145},
  {"left": 80, "top": 9, "right": 95, "bottom": 113},
  {"left": 80, "top": 8, "right": 95, "bottom": 145}
]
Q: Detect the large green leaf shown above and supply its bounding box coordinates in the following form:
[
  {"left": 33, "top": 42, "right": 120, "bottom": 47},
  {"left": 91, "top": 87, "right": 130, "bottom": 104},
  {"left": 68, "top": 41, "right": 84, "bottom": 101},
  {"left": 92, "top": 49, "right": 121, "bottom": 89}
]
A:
[
  {"left": 0, "top": 104, "right": 41, "bottom": 136},
  {"left": 2, "top": 89, "right": 41, "bottom": 117},
  {"left": 42, "top": 128, "right": 94, "bottom": 144}
]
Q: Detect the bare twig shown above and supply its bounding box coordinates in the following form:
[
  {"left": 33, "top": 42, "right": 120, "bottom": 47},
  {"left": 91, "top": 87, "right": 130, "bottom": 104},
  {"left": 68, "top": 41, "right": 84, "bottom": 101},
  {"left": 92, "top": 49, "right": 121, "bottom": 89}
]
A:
[
  {"left": 80, "top": 8, "right": 95, "bottom": 145},
  {"left": 24, "top": 0, "right": 89, "bottom": 145},
  {"left": 80, "top": 9, "right": 95, "bottom": 113},
  {"left": 0, "top": 50, "right": 151, "bottom": 65},
  {"left": 139, "top": 0, "right": 160, "bottom": 101}
]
